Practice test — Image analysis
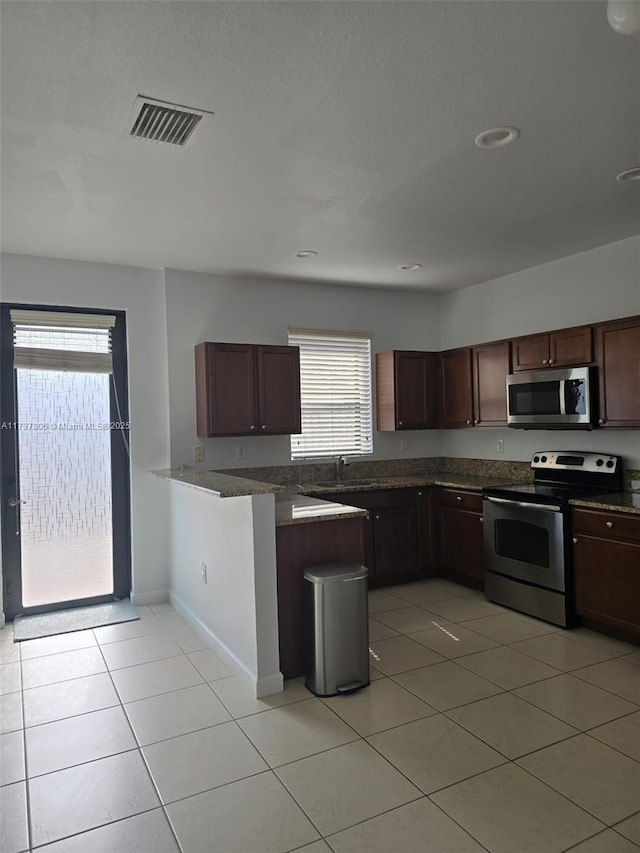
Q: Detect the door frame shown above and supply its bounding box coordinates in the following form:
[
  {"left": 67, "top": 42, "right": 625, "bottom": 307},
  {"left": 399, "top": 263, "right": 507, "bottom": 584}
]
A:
[{"left": 0, "top": 303, "right": 131, "bottom": 620}]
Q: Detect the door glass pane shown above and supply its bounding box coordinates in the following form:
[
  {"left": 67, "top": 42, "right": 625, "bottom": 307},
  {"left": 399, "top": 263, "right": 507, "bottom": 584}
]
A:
[
  {"left": 494, "top": 519, "right": 549, "bottom": 568},
  {"left": 17, "top": 369, "right": 113, "bottom": 607}
]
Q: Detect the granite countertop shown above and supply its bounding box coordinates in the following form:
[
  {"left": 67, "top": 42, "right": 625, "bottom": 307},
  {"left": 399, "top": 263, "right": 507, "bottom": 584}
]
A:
[
  {"left": 300, "top": 473, "right": 514, "bottom": 494},
  {"left": 152, "top": 468, "right": 285, "bottom": 497},
  {"left": 570, "top": 492, "right": 640, "bottom": 516},
  {"left": 275, "top": 493, "right": 368, "bottom": 526}
]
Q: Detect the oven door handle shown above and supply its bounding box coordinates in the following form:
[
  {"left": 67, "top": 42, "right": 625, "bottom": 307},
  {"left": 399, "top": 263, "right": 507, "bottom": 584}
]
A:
[
  {"left": 484, "top": 496, "right": 562, "bottom": 513},
  {"left": 559, "top": 380, "right": 566, "bottom": 416}
]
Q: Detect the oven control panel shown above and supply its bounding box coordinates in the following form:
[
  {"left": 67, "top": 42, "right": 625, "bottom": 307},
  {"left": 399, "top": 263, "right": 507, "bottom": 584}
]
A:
[{"left": 531, "top": 452, "right": 619, "bottom": 473}]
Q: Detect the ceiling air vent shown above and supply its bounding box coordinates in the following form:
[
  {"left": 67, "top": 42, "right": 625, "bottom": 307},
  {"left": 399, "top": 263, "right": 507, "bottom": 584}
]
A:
[{"left": 127, "top": 96, "right": 212, "bottom": 147}]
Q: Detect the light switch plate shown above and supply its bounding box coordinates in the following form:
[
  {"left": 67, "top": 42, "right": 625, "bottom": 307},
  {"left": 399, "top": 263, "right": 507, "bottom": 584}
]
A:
[
  {"left": 400, "top": 439, "right": 411, "bottom": 452},
  {"left": 193, "top": 445, "right": 205, "bottom": 462},
  {"left": 496, "top": 439, "right": 504, "bottom": 453}
]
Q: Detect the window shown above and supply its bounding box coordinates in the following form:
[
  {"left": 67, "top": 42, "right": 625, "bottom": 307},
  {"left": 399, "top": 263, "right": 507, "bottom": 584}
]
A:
[{"left": 289, "top": 327, "right": 373, "bottom": 459}]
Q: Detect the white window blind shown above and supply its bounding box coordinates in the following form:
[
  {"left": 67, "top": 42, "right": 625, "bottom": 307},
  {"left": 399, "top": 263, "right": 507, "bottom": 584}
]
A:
[
  {"left": 289, "top": 327, "right": 373, "bottom": 459},
  {"left": 10, "top": 310, "right": 116, "bottom": 374}
]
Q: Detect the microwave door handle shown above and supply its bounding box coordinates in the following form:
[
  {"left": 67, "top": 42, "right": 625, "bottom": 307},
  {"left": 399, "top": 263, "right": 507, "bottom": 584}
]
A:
[
  {"left": 484, "top": 496, "right": 562, "bottom": 513},
  {"left": 559, "top": 379, "right": 566, "bottom": 415}
]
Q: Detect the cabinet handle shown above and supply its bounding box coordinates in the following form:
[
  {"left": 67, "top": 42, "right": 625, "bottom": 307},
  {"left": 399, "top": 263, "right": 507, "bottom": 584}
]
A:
[
  {"left": 599, "top": 418, "right": 606, "bottom": 425},
  {"left": 548, "top": 358, "right": 554, "bottom": 365},
  {"left": 417, "top": 491, "right": 422, "bottom": 496},
  {"left": 399, "top": 421, "right": 403, "bottom": 426},
  {"left": 261, "top": 425, "right": 266, "bottom": 430},
  {"left": 572, "top": 537, "right": 578, "bottom": 544},
  {"left": 542, "top": 359, "right": 548, "bottom": 365},
  {"left": 466, "top": 419, "right": 472, "bottom": 425},
  {"left": 479, "top": 516, "right": 483, "bottom": 523},
  {"left": 606, "top": 521, "right": 613, "bottom": 528},
  {"left": 375, "top": 514, "right": 380, "bottom": 520},
  {"left": 456, "top": 495, "right": 462, "bottom": 502},
  {"left": 250, "top": 425, "right": 256, "bottom": 431}
]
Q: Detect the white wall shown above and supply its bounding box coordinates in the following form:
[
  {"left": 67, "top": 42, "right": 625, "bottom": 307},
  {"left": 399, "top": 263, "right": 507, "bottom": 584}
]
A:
[
  {"left": 438, "top": 236, "right": 640, "bottom": 467},
  {"left": 167, "top": 482, "right": 281, "bottom": 696},
  {"left": 165, "top": 269, "right": 443, "bottom": 470},
  {"left": 0, "top": 253, "right": 172, "bottom": 603}
]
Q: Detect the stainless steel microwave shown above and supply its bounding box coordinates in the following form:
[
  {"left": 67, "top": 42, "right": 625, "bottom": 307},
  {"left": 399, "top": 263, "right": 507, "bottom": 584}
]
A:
[{"left": 507, "top": 366, "right": 596, "bottom": 429}]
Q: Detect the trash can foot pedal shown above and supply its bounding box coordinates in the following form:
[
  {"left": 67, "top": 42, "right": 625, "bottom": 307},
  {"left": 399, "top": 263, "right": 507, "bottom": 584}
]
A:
[{"left": 336, "top": 680, "right": 369, "bottom": 695}]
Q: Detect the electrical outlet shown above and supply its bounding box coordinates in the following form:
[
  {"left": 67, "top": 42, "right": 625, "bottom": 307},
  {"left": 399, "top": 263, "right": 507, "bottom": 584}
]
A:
[
  {"left": 193, "top": 445, "right": 205, "bottom": 462},
  {"left": 201, "top": 562, "right": 207, "bottom": 584},
  {"left": 400, "top": 439, "right": 411, "bottom": 452},
  {"left": 235, "top": 444, "right": 246, "bottom": 460},
  {"left": 496, "top": 439, "right": 504, "bottom": 453}
]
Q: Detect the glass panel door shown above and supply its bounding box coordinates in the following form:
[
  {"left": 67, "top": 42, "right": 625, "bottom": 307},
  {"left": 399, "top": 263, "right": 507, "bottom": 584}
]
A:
[
  {"left": 16, "top": 369, "right": 114, "bottom": 607},
  {"left": 1, "top": 304, "right": 131, "bottom": 620}
]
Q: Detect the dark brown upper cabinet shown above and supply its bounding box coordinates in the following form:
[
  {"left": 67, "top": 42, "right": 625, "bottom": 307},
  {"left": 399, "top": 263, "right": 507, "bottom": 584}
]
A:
[
  {"left": 595, "top": 316, "right": 640, "bottom": 428},
  {"left": 512, "top": 326, "right": 593, "bottom": 372},
  {"left": 195, "top": 342, "right": 301, "bottom": 437},
  {"left": 472, "top": 341, "right": 510, "bottom": 427},
  {"left": 440, "top": 348, "right": 473, "bottom": 428},
  {"left": 376, "top": 350, "right": 438, "bottom": 431}
]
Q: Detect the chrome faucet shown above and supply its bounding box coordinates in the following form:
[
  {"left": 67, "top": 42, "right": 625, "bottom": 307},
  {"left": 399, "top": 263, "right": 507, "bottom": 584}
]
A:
[{"left": 335, "top": 455, "right": 349, "bottom": 481}]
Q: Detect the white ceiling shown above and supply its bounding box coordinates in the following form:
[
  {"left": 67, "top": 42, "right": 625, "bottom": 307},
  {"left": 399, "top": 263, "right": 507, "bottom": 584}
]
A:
[{"left": 1, "top": 1, "right": 639, "bottom": 292}]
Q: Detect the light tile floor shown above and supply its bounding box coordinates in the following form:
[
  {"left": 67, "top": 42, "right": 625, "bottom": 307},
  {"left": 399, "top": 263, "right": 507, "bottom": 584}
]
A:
[{"left": 1, "top": 582, "right": 640, "bottom": 853}]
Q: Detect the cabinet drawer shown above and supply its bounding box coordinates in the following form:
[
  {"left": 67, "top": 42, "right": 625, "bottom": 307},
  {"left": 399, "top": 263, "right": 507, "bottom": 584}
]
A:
[
  {"left": 573, "top": 508, "right": 640, "bottom": 543},
  {"left": 439, "top": 488, "right": 483, "bottom": 512}
]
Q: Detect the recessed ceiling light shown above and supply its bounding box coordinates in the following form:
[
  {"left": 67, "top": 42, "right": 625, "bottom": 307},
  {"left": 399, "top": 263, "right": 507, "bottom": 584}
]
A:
[
  {"left": 398, "top": 263, "right": 422, "bottom": 271},
  {"left": 295, "top": 250, "right": 318, "bottom": 258},
  {"left": 616, "top": 166, "right": 640, "bottom": 182},
  {"left": 474, "top": 126, "right": 520, "bottom": 149}
]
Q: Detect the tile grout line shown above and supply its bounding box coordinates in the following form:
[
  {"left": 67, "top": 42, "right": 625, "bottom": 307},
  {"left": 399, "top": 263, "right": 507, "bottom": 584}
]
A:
[
  {"left": 16, "top": 628, "right": 34, "bottom": 853},
  {"left": 95, "top": 627, "right": 184, "bottom": 853}
]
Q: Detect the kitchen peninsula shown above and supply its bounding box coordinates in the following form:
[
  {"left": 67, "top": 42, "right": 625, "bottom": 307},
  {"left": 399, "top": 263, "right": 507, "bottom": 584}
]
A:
[{"left": 154, "top": 457, "right": 640, "bottom": 696}]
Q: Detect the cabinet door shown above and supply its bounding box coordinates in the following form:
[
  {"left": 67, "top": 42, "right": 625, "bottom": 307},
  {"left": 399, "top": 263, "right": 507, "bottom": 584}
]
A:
[
  {"left": 371, "top": 504, "right": 418, "bottom": 585},
  {"left": 376, "top": 351, "right": 437, "bottom": 431},
  {"left": 439, "top": 506, "right": 484, "bottom": 588},
  {"left": 196, "top": 343, "right": 257, "bottom": 437},
  {"left": 394, "top": 352, "right": 437, "bottom": 430},
  {"left": 549, "top": 326, "right": 592, "bottom": 367},
  {"left": 512, "top": 334, "right": 550, "bottom": 371},
  {"left": 416, "top": 488, "right": 436, "bottom": 577},
  {"left": 440, "top": 349, "right": 473, "bottom": 428},
  {"left": 257, "top": 346, "right": 301, "bottom": 434},
  {"left": 596, "top": 318, "right": 640, "bottom": 428},
  {"left": 574, "top": 534, "right": 640, "bottom": 637},
  {"left": 473, "top": 342, "right": 510, "bottom": 427},
  {"left": 321, "top": 489, "right": 417, "bottom": 585}
]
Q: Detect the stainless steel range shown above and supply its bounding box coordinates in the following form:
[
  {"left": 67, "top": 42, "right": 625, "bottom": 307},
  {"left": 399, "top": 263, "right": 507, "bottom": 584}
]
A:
[{"left": 483, "top": 451, "right": 624, "bottom": 627}]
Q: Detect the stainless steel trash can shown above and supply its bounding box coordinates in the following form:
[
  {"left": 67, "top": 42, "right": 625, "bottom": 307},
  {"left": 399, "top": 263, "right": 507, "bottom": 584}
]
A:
[{"left": 304, "top": 562, "right": 369, "bottom": 697}]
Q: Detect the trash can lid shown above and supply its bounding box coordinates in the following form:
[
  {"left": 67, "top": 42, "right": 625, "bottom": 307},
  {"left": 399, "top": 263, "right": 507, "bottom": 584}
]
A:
[{"left": 304, "top": 562, "right": 368, "bottom": 583}]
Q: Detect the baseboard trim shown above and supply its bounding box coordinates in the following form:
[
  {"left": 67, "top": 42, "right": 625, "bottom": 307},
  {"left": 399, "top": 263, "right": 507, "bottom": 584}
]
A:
[
  {"left": 168, "top": 591, "right": 283, "bottom": 698},
  {"left": 130, "top": 589, "right": 170, "bottom": 606}
]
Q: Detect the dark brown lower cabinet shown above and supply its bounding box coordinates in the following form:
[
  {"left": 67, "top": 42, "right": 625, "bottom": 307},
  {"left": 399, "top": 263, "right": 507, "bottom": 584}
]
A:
[
  {"left": 275, "top": 517, "right": 365, "bottom": 679},
  {"left": 417, "top": 488, "right": 438, "bottom": 578},
  {"left": 371, "top": 504, "right": 418, "bottom": 586},
  {"left": 438, "top": 490, "right": 484, "bottom": 590},
  {"left": 319, "top": 488, "right": 432, "bottom": 588},
  {"left": 573, "top": 508, "right": 640, "bottom": 642}
]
